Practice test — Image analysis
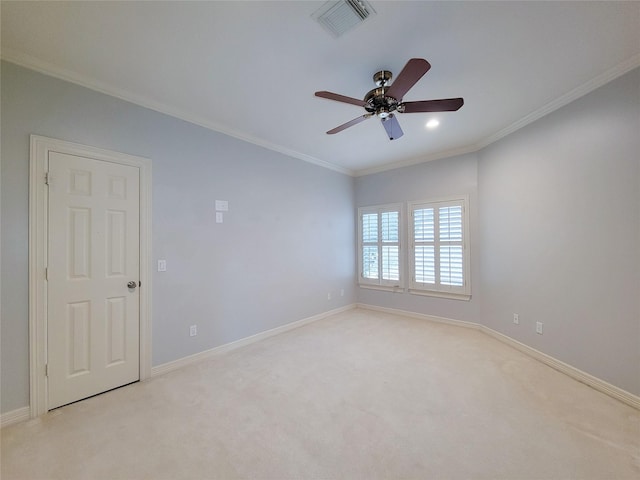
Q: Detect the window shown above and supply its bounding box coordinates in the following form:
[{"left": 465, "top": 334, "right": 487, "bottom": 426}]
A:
[
  {"left": 358, "top": 204, "right": 402, "bottom": 289},
  {"left": 409, "top": 197, "right": 470, "bottom": 299}
]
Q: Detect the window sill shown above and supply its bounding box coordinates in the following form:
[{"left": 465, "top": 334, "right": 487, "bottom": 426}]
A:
[
  {"left": 408, "top": 288, "right": 471, "bottom": 301},
  {"left": 358, "top": 284, "right": 404, "bottom": 293}
]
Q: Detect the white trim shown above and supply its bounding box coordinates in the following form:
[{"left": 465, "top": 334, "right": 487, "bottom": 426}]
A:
[
  {"left": 358, "top": 284, "right": 404, "bottom": 293},
  {"left": 29, "top": 135, "right": 153, "bottom": 418},
  {"left": 2, "top": 50, "right": 353, "bottom": 177},
  {"left": 480, "top": 327, "right": 640, "bottom": 411},
  {"left": 151, "top": 304, "right": 356, "bottom": 378},
  {"left": 407, "top": 289, "right": 471, "bottom": 301},
  {"left": 356, "top": 304, "right": 640, "bottom": 410},
  {"left": 356, "top": 303, "right": 479, "bottom": 330},
  {"left": 355, "top": 144, "right": 480, "bottom": 177},
  {"left": 407, "top": 195, "right": 471, "bottom": 298},
  {"left": 11, "top": 301, "right": 637, "bottom": 418},
  {"left": 473, "top": 52, "right": 640, "bottom": 151},
  {"left": 1, "top": 407, "right": 31, "bottom": 429},
  {"left": 4, "top": 49, "right": 638, "bottom": 179},
  {"left": 357, "top": 203, "right": 404, "bottom": 289},
  {"left": 353, "top": 53, "right": 640, "bottom": 177}
]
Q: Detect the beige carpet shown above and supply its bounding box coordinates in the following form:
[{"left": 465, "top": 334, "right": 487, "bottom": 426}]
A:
[{"left": 2, "top": 308, "right": 639, "bottom": 479}]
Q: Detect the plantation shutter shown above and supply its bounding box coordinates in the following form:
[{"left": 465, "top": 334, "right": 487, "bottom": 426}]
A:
[
  {"left": 438, "top": 205, "right": 464, "bottom": 287},
  {"left": 410, "top": 198, "right": 469, "bottom": 297},
  {"left": 358, "top": 205, "right": 402, "bottom": 287},
  {"left": 381, "top": 211, "right": 399, "bottom": 281}
]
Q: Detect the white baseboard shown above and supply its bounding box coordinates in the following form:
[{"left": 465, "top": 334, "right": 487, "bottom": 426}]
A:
[
  {"left": 357, "top": 303, "right": 640, "bottom": 411},
  {"left": 1, "top": 407, "right": 30, "bottom": 428},
  {"left": 151, "top": 304, "right": 356, "bottom": 378},
  {"left": 3, "top": 305, "right": 357, "bottom": 426},
  {"left": 480, "top": 326, "right": 640, "bottom": 410},
  {"left": 7, "top": 302, "right": 636, "bottom": 425},
  {"left": 356, "top": 303, "right": 481, "bottom": 331}
]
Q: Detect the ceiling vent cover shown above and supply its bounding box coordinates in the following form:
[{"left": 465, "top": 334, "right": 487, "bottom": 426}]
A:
[{"left": 312, "top": 0, "right": 376, "bottom": 38}]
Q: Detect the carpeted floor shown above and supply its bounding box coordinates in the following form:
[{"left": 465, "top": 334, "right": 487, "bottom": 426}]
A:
[{"left": 2, "top": 308, "right": 639, "bottom": 479}]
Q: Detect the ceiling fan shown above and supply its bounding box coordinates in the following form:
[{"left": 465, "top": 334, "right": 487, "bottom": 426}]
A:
[{"left": 315, "top": 58, "right": 464, "bottom": 140}]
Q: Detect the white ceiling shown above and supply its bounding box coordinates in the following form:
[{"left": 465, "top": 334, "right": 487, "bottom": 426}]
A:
[{"left": 2, "top": 1, "right": 639, "bottom": 175}]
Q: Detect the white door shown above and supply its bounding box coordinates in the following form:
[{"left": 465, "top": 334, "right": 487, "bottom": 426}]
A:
[{"left": 47, "top": 151, "right": 140, "bottom": 409}]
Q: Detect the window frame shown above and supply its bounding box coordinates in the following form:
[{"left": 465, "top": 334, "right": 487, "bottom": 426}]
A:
[
  {"left": 357, "top": 203, "right": 403, "bottom": 291},
  {"left": 408, "top": 195, "right": 471, "bottom": 300}
]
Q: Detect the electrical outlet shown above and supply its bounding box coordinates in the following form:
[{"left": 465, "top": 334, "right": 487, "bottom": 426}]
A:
[
  {"left": 513, "top": 313, "right": 519, "bottom": 325},
  {"left": 327, "top": 292, "right": 331, "bottom": 300},
  {"left": 536, "top": 322, "right": 543, "bottom": 335},
  {"left": 189, "top": 325, "right": 197, "bottom": 337},
  {"left": 158, "top": 259, "right": 167, "bottom": 272}
]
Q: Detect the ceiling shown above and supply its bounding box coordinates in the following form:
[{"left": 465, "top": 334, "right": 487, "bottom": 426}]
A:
[{"left": 2, "top": 1, "right": 639, "bottom": 176}]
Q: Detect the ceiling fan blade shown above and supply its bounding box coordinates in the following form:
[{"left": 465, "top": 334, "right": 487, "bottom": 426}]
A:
[
  {"left": 381, "top": 114, "right": 403, "bottom": 141},
  {"left": 327, "top": 114, "right": 372, "bottom": 134},
  {"left": 402, "top": 98, "right": 464, "bottom": 113},
  {"left": 385, "top": 58, "right": 431, "bottom": 101},
  {"left": 315, "top": 91, "right": 368, "bottom": 107}
]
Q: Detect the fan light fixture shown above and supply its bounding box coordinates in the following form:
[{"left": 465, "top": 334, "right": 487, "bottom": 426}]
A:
[
  {"left": 314, "top": 58, "right": 464, "bottom": 141},
  {"left": 426, "top": 119, "right": 440, "bottom": 129},
  {"left": 377, "top": 107, "right": 390, "bottom": 119}
]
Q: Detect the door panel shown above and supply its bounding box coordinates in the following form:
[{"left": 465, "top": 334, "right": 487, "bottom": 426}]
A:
[
  {"left": 68, "top": 301, "right": 91, "bottom": 376},
  {"left": 48, "top": 151, "right": 140, "bottom": 409}
]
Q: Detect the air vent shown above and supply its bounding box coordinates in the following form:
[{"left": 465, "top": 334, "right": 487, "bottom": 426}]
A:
[{"left": 312, "top": 0, "right": 376, "bottom": 38}]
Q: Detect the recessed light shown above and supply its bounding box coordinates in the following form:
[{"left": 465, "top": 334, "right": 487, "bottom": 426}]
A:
[{"left": 426, "top": 119, "right": 440, "bottom": 129}]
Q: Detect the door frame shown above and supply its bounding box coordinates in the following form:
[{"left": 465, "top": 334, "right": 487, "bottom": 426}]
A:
[{"left": 29, "top": 135, "right": 152, "bottom": 417}]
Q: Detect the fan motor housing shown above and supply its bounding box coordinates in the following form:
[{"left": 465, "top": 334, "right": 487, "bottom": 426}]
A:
[
  {"left": 364, "top": 70, "right": 400, "bottom": 117},
  {"left": 364, "top": 86, "right": 399, "bottom": 117}
]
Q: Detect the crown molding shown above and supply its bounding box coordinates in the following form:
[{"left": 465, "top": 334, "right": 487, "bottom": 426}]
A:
[
  {"left": 473, "top": 52, "right": 640, "bottom": 151},
  {"left": 3, "top": 48, "right": 638, "bottom": 179},
  {"left": 354, "top": 53, "right": 640, "bottom": 176},
  {"left": 0, "top": 48, "right": 354, "bottom": 177},
  {"left": 353, "top": 143, "right": 480, "bottom": 177}
]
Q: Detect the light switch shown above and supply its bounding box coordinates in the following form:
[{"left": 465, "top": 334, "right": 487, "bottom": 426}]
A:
[
  {"left": 158, "top": 259, "right": 167, "bottom": 272},
  {"left": 215, "top": 200, "right": 228, "bottom": 212}
]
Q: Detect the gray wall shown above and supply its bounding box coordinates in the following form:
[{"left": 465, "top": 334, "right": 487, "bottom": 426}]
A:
[
  {"left": 478, "top": 68, "right": 640, "bottom": 395},
  {"left": 354, "top": 153, "right": 481, "bottom": 323},
  {"left": 1, "top": 61, "right": 356, "bottom": 413},
  {"left": 2, "top": 60, "right": 638, "bottom": 414},
  {"left": 355, "top": 68, "right": 640, "bottom": 396}
]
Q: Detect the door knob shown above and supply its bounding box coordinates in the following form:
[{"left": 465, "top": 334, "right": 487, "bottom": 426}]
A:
[{"left": 127, "top": 281, "right": 137, "bottom": 289}]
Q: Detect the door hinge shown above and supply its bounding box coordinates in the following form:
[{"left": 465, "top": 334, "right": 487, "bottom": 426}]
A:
[
  {"left": 45, "top": 267, "right": 48, "bottom": 281},
  {"left": 45, "top": 364, "right": 48, "bottom": 377},
  {"left": 45, "top": 172, "right": 50, "bottom": 185}
]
